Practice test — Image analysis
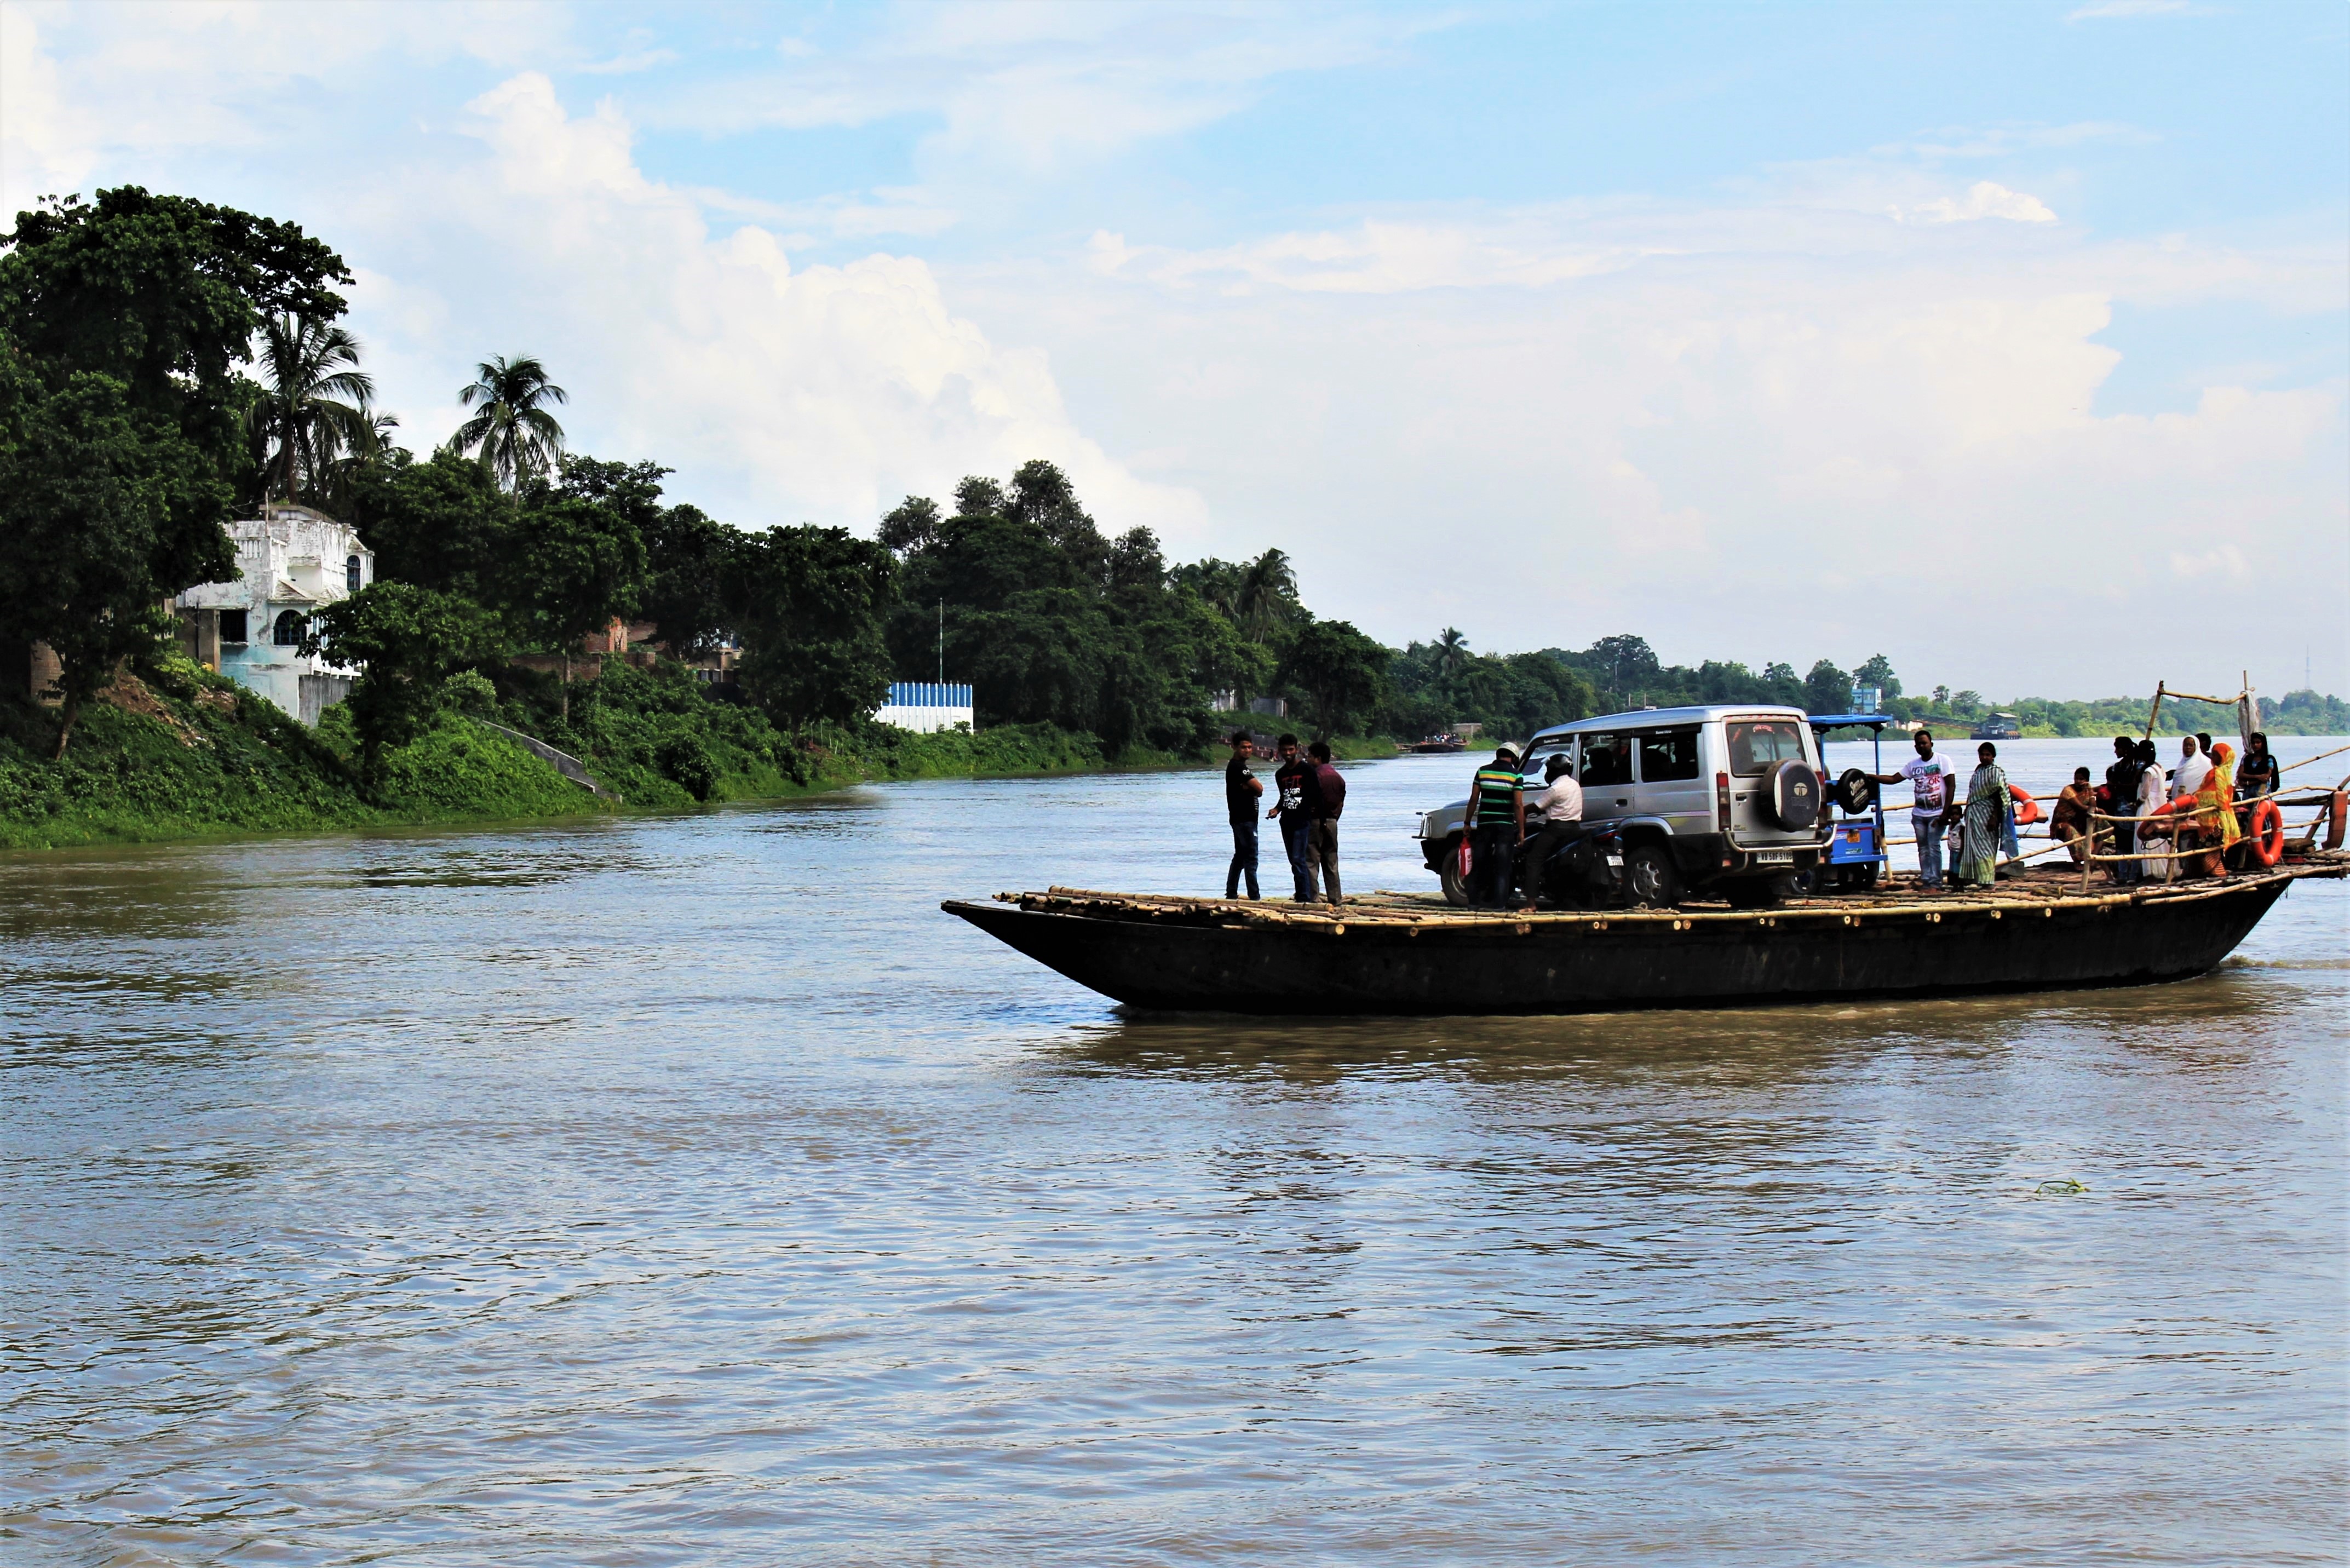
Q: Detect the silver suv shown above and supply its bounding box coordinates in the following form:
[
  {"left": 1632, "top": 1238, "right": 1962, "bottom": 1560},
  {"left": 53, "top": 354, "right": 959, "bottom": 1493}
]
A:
[{"left": 1417, "top": 705, "right": 1829, "bottom": 908}]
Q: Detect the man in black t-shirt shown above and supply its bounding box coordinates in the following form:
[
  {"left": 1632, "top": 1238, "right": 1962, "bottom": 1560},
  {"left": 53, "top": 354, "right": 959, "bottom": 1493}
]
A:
[
  {"left": 1267, "top": 733, "right": 1324, "bottom": 902},
  {"left": 1223, "top": 730, "right": 1263, "bottom": 899},
  {"left": 2104, "top": 736, "right": 2145, "bottom": 886}
]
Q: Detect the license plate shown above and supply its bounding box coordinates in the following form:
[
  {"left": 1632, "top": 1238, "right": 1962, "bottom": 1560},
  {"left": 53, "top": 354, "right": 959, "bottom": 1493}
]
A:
[
  {"left": 1755, "top": 849, "right": 1794, "bottom": 865},
  {"left": 1606, "top": 855, "right": 1624, "bottom": 867}
]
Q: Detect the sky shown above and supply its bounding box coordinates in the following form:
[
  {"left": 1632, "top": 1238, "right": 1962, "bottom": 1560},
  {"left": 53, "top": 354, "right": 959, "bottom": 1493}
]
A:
[{"left": 4, "top": 0, "right": 2345, "bottom": 701}]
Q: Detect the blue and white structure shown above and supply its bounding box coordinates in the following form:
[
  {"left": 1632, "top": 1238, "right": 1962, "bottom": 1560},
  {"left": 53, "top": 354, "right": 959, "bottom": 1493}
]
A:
[{"left": 873, "top": 681, "right": 974, "bottom": 734}]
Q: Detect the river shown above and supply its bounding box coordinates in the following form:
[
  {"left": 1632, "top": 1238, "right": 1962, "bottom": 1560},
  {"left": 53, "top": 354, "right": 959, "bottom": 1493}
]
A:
[{"left": 4, "top": 739, "right": 2345, "bottom": 1565}]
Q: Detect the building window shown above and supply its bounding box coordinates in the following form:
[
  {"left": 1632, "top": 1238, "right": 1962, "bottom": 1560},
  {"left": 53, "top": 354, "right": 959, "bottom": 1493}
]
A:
[
  {"left": 273, "top": 610, "right": 306, "bottom": 646},
  {"left": 347, "top": 555, "right": 363, "bottom": 594},
  {"left": 220, "top": 610, "right": 249, "bottom": 645}
]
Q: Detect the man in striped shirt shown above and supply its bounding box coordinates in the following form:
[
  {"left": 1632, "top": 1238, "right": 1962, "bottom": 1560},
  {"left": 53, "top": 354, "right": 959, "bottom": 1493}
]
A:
[{"left": 1466, "top": 747, "right": 1527, "bottom": 908}]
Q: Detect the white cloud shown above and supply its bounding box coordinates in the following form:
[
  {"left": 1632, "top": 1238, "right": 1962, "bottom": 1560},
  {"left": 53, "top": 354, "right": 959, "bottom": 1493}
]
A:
[
  {"left": 344, "top": 74, "right": 1204, "bottom": 540},
  {"left": 2069, "top": 0, "right": 2206, "bottom": 19},
  {"left": 956, "top": 194, "right": 2345, "bottom": 691},
  {"left": 636, "top": 3, "right": 1451, "bottom": 174},
  {"left": 1897, "top": 181, "right": 2059, "bottom": 225}
]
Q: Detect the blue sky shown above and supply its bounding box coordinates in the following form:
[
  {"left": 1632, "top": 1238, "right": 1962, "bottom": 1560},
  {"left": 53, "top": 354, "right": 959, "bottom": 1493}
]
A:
[{"left": 5, "top": 1, "right": 2345, "bottom": 698}]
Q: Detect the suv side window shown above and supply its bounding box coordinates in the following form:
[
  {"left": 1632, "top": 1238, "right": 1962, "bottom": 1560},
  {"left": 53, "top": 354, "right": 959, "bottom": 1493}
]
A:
[
  {"left": 1637, "top": 726, "right": 1702, "bottom": 782},
  {"left": 1579, "top": 733, "right": 1632, "bottom": 788},
  {"left": 1520, "top": 739, "right": 1573, "bottom": 784}
]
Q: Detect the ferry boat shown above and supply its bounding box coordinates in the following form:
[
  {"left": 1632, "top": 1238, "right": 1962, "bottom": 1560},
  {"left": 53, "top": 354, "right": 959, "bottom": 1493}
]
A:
[{"left": 946, "top": 857, "right": 2346, "bottom": 1015}]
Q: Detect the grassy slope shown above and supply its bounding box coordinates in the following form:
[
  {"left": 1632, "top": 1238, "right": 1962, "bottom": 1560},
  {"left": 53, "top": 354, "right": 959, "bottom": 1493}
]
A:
[
  {"left": 3, "top": 656, "right": 1392, "bottom": 852},
  {"left": 0, "top": 660, "right": 603, "bottom": 851}
]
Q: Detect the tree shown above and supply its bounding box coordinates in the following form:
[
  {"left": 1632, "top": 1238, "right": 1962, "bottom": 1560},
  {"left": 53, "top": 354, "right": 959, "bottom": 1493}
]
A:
[
  {"left": 1584, "top": 634, "right": 1662, "bottom": 702},
  {"left": 498, "top": 486, "right": 647, "bottom": 720},
  {"left": 0, "top": 188, "right": 351, "bottom": 699},
  {"left": 450, "top": 355, "right": 567, "bottom": 487},
  {"left": 639, "top": 502, "right": 739, "bottom": 659},
  {"left": 1952, "top": 690, "right": 1984, "bottom": 716},
  {"left": 0, "top": 351, "right": 230, "bottom": 754},
  {"left": 1803, "top": 659, "right": 1852, "bottom": 715},
  {"left": 1281, "top": 618, "right": 1391, "bottom": 737},
  {"left": 303, "top": 582, "right": 502, "bottom": 780},
  {"left": 248, "top": 312, "right": 374, "bottom": 503},
  {"left": 1232, "top": 548, "right": 1301, "bottom": 642},
  {"left": 1435, "top": 627, "right": 1470, "bottom": 676},
  {"left": 347, "top": 449, "right": 518, "bottom": 601},
  {"left": 730, "top": 526, "right": 896, "bottom": 728},
  {"left": 877, "top": 495, "right": 940, "bottom": 554},
  {"left": 1853, "top": 652, "right": 1901, "bottom": 702}
]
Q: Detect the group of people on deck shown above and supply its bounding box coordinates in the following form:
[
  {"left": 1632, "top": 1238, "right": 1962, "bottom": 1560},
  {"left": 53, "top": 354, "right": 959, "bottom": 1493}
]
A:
[
  {"left": 1886, "top": 727, "right": 2282, "bottom": 889},
  {"left": 1225, "top": 731, "right": 1346, "bottom": 904}
]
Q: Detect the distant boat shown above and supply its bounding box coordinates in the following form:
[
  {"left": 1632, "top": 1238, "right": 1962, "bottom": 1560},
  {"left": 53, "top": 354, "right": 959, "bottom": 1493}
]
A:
[
  {"left": 1404, "top": 734, "right": 1466, "bottom": 754},
  {"left": 1973, "top": 711, "right": 2023, "bottom": 740}
]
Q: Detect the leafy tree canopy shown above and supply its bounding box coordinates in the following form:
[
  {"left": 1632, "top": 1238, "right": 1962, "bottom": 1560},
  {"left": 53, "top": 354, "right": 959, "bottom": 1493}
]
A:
[{"left": 304, "top": 582, "right": 503, "bottom": 780}]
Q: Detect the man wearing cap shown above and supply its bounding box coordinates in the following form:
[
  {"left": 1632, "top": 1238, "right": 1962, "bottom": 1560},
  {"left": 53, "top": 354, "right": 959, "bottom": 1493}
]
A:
[{"left": 1464, "top": 745, "right": 1527, "bottom": 908}]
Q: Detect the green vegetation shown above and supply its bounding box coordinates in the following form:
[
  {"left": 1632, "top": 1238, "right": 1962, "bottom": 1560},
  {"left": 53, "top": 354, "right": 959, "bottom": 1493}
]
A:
[{"left": 3, "top": 185, "right": 2338, "bottom": 853}]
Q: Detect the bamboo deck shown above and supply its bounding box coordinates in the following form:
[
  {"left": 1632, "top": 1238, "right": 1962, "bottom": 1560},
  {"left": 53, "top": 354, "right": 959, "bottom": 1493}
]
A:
[{"left": 999, "top": 852, "right": 2348, "bottom": 934}]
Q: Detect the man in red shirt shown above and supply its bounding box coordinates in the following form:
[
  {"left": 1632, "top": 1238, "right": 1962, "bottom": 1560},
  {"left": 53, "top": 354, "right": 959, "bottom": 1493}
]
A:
[{"left": 1307, "top": 740, "right": 1346, "bottom": 906}]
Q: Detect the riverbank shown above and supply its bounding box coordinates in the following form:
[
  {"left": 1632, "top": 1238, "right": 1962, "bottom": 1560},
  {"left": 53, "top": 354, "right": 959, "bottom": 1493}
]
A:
[{"left": 0, "top": 658, "right": 1398, "bottom": 852}]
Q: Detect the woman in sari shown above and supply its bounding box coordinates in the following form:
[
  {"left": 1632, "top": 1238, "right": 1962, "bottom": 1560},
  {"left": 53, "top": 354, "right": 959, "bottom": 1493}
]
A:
[
  {"left": 1958, "top": 742, "right": 2008, "bottom": 886},
  {"left": 2189, "top": 740, "right": 2240, "bottom": 877}
]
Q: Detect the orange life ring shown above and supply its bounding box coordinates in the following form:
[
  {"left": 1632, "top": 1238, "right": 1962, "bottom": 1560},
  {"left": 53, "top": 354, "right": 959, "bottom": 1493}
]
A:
[
  {"left": 2008, "top": 785, "right": 2042, "bottom": 825},
  {"left": 2246, "top": 798, "right": 2285, "bottom": 866}
]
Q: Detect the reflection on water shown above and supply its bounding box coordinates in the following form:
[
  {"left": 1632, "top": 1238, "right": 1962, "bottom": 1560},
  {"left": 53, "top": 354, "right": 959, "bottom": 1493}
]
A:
[{"left": 1, "top": 744, "right": 2344, "bottom": 1565}]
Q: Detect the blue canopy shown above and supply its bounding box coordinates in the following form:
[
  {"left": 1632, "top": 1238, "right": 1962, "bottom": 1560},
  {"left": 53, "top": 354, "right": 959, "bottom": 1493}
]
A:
[{"left": 1807, "top": 713, "right": 1898, "bottom": 731}]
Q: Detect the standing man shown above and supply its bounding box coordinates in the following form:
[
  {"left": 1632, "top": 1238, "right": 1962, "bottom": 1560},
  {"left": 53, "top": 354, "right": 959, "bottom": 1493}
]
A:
[
  {"left": 1465, "top": 745, "right": 1526, "bottom": 908},
  {"left": 1223, "top": 730, "right": 1262, "bottom": 900},
  {"left": 1872, "top": 728, "right": 1956, "bottom": 889},
  {"left": 1267, "top": 733, "right": 1324, "bottom": 903},
  {"left": 2103, "top": 736, "right": 2145, "bottom": 886},
  {"left": 1307, "top": 740, "right": 1346, "bottom": 906}
]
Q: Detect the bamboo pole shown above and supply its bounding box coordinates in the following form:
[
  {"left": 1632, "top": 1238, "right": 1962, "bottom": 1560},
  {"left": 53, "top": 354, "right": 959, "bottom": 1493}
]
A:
[{"left": 2144, "top": 681, "right": 2165, "bottom": 740}]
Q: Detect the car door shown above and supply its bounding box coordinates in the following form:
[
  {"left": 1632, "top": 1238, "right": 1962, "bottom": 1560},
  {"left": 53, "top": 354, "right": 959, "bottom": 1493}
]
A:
[
  {"left": 1578, "top": 730, "right": 1633, "bottom": 823},
  {"left": 1635, "top": 723, "right": 1707, "bottom": 835}
]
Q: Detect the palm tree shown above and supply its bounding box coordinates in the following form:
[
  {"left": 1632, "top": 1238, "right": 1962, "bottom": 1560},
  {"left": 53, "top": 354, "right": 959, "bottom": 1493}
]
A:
[
  {"left": 1435, "top": 627, "right": 1470, "bottom": 676},
  {"left": 450, "top": 355, "right": 567, "bottom": 488},
  {"left": 318, "top": 410, "right": 402, "bottom": 520},
  {"left": 1232, "top": 548, "right": 1298, "bottom": 642},
  {"left": 249, "top": 314, "right": 375, "bottom": 505}
]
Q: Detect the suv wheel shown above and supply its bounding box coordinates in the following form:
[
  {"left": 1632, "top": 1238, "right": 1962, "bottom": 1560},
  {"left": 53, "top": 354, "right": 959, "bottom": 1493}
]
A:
[
  {"left": 1438, "top": 837, "right": 1470, "bottom": 907},
  {"left": 1624, "top": 845, "right": 1680, "bottom": 909}
]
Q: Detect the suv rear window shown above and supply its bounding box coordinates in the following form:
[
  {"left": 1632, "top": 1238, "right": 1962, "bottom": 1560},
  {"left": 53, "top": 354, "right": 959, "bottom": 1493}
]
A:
[
  {"left": 1637, "top": 726, "right": 1701, "bottom": 782},
  {"left": 1726, "top": 720, "right": 1806, "bottom": 778}
]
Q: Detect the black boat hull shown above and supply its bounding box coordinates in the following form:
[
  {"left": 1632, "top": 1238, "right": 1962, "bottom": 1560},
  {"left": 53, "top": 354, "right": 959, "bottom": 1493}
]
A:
[{"left": 945, "top": 876, "right": 2303, "bottom": 1015}]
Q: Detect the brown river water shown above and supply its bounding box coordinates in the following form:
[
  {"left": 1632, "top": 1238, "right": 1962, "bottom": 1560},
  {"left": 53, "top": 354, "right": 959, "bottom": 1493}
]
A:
[{"left": 4, "top": 740, "right": 2346, "bottom": 1565}]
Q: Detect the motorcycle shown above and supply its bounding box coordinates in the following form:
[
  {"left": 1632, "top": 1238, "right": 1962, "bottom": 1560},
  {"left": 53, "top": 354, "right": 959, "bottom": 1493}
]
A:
[{"left": 1517, "top": 822, "right": 1630, "bottom": 910}]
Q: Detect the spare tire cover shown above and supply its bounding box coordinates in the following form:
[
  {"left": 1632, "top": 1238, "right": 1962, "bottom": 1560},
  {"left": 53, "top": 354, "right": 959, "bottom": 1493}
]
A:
[
  {"left": 1834, "top": 767, "right": 1876, "bottom": 815},
  {"left": 1767, "top": 760, "right": 1822, "bottom": 830}
]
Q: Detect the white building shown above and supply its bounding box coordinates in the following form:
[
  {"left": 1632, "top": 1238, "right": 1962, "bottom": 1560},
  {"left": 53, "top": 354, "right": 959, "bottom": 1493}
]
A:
[
  {"left": 872, "top": 681, "right": 974, "bottom": 734},
  {"left": 176, "top": 503, "right": 373, "bottom": 725}
]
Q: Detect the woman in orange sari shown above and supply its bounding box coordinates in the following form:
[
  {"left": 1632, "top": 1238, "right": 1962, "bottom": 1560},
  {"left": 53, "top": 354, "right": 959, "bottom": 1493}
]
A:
[{"left": 2188, "top": 740, "right": 2240, "bottom": 877}]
